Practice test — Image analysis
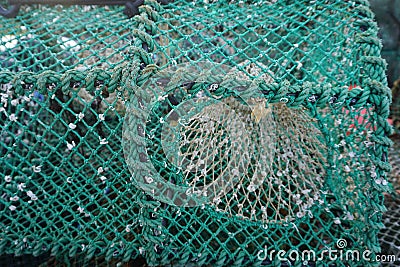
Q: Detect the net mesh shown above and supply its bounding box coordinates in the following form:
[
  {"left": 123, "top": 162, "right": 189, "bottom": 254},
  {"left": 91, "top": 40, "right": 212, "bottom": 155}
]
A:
[
  {"left": 0, "top": 4, "right": 133, "bottom": 71},
  {"left": 0, "top": 0, "right": 394, "bottom": 266},
  {"left": 0, "top": 3, "right": 146, "bottom": 265},
  {"left": 379, "top": 194, "right": 400, "bottom": 267},
  {"left": 387, "top": 134, "right": 400, "bottom": 191}
]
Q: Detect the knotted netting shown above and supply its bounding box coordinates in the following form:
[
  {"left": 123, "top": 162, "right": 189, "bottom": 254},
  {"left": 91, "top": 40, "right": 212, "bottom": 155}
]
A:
[{"left": 0, "top": 0, "right": 394, "bottom": 266}]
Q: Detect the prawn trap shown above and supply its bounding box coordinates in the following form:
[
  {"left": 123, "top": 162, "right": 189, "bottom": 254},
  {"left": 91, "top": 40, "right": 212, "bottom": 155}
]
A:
[
  {"left": 0, "top": 0, "right": 394, "bottom": 266},
  {"left": 0, "top": 1, "right": 154, "bottom": 265}
]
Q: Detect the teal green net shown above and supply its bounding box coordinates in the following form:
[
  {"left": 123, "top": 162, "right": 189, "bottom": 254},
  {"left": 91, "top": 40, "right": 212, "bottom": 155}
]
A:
[
  {"left": 0, "top": 3, "right": 147, "bottom": 265},
  {"left": 0, "top": 0, "right": 394, "bottom": 266}
]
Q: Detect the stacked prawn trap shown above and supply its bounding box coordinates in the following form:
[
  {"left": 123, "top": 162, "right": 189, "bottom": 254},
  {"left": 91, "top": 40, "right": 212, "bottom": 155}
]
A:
[
  {"left": 0, "top": 2, "right": 147, "bottom": 266},
  {"left": 0, "top": 0, "right": 393, "bottom": 266}
]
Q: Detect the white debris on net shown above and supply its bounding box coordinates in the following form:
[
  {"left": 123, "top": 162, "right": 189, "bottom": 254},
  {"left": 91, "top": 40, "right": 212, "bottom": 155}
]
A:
[
  {"left": 99, "top": 114, "right": 105, "bottom": 121},
  {"left": 67, "top": 141, "right": 76, "bottom": 150},
  {"left": 26, "top": 190, "right": 38, "bottom": 201},
  {"left": 59, "top": 36, "right": 81, "bottom": 53},
  {"left": 82, "top": 5, "right": 92, "bottom": 12},
  {"left": 9, "top": 114, "right": 18, "bottom": 122},
  {"left": 363, "top": 141, "right": 374, "bottom": 147},
  {"left": 97, "top": 167, "right": 104, "bottom": 174},
  {"left": 9, "top": 205, "right": 16, "bottom": 211},
  {"left": 125, "top": 224, "right": 132, "bottom": 233},
  {"left": 344, "top": 165, "right": 351, "bottom": 173},
  {"left": 69, "top": 123, "right": 77, "bottom": 130},
  {"left": 11, "top": 99, "right": 18, "bottom": 106},
  {"left": 301, "top": 189, "right": 312, "bottom": 195},
  {"left": 345, "top": 212, "right": 354, "bottom": 221},
  {"left": 139, "top": 247, "right": 145, "bottom": 255},
  {"left": 295, "top": 61, "right": 303, "bottom": 70},
  {"left": 17, "top": 183, "right": 26, "bottom": 191},
  {"left": 4, "top": 175, "right": 11, "bottom": 182},
  {"left": 213, "top": 196, "right": 221, "bottom": 205},
  {"left": 77, "top": 112, "right": 85, "bottom": 120},
  {"left": 292, "top": 193, "right": 301, "bottom": 201},
  {"left": 157, "top": 95, "right": 167, "bottom": 102},
  {"left": 0, "top": 35, "right": 18, "bottom": 52},
  {"left": 99, "top": 138, "right": 108, "bottom": 145},
  {"left": 375, "top": 178, "right": 388, "bottom": 185},
  {"left": 144, "top": 176, "right": 154, "bottom": 183},
  {"left": 334, "top": 118, "right": 342, "bottom": 127},
  {"left": 32, "top": 165, "right": 42, "bottom": 173},
  {"left": 370, "top": 165, "right": 377, "bottom": 178},
  {"left": 99, "top": 176, "right": 107, "bottom": 183},
  {"left": 10, "top": 196, "right": 19, "bottom": 201},
  {"left": 1, "top": 83, "right": 12, "bottom": 92}
]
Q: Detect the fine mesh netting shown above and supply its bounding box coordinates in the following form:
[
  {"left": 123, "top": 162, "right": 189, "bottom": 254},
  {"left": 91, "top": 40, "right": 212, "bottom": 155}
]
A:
[
  {"left": 379, "top": 194, "right": 400, "bottom": 267},
  {"left": 387, "top": 133, "right": 400, "bottom": 191},
  {"left": 123, "top": 62, "right": 327, "bottom": 223},
  {"left": 0, "top": 0, "right": 394, "bottom": 266},
  {"left": 0, "top": 4, "right": 133, "bottom": 71},
  {"left": 0, "top": 3, "right": 148, "bottom": 265}
]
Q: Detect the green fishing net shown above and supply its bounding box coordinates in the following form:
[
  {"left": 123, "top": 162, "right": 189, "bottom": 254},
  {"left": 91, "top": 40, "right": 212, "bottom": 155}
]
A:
[
  {"left": 0, "top": 0, "right": 394, "bottom": 266},
  {"left": 0, "top": 3, "right": 146, "bottom": 265}
]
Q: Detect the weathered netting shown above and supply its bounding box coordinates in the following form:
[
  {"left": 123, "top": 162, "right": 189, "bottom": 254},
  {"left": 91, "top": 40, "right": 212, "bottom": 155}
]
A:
[
  {"left": 0, "top": 3, "right": 150, "bottom": 265},
  {"left": 0, "top": 0, "right": 394, "bottom": 266}
]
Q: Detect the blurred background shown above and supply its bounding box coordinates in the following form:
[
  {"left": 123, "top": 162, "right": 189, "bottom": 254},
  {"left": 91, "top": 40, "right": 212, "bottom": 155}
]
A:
[
  {"left": 370, "top": 2, "right": 400, "bottom": 265},
  {"left": 369, "top": 0, "right": 400, "bottom": 134},
  {"left": 370, "top": 0, "right": 400, "bottom": 87}
]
